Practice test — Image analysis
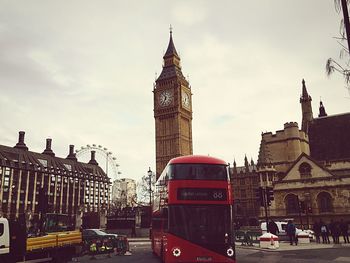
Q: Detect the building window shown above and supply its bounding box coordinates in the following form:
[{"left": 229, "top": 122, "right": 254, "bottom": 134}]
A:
[
  {"left": 299, "top": 162, "right": 312, "bottom": 178},
  {"left": 38, "top": 159, "right": 48, "bottom": 167},
  {"left": 4, "top": 177, "right": 9, "bottom": 187},
  {"left": 285, "top": 194, "right": 299, "bottom": 214},
  {"left": 241, "top": 189, "right": 246, "bottom": 198},
  {"left": 317, "top": 192, "right": 333, "bottom": 213}
]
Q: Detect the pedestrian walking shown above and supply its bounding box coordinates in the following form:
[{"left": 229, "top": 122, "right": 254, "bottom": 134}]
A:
[
  {"left": 320, "top": 221, "right": 330, "bottom": 244},
  {"left": 286, "top": 220, "right": 298, "bottom": 245},
  {"left": 131, "top": 225, "right": 136, "bottom": 238},
  {"left": 268, "top": 220, "right": 279, "bottom": 235},
  {"left": 329, "top": 220, "right": 338, "bottom": 244},
  {"left": 312, "top": 220, "right": 321, "bottom": 243},
  {"left": 334, "top": 221, "right": 341, "bottom": 244},
  {"left": 340, "top": 219, "right": 349, "bottom": 243}
]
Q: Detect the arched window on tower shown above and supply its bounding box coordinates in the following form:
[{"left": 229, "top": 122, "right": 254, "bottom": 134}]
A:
[
  {"left": 317, "top": 192, "right": 333, "bottom": 213},
  {"left": 299, "top": 162, "right": 312, "bottom": 178},
  {"left": 285, "top": 194, "right": 299, "bottom": 214}
]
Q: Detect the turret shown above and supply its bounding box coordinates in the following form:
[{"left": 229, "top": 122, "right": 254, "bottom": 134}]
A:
[{"left": 318, "top": 100, "right": 327, "bottom": 117}]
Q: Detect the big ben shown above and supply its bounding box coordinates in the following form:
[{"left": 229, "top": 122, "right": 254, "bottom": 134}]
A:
[{"left": 153, "top": 29, "right": 193, "bottom": 179}]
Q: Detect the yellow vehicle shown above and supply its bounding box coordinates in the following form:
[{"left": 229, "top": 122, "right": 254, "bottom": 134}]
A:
[{"left": 0, "top": 214, "right": 82, "bottom": 263}]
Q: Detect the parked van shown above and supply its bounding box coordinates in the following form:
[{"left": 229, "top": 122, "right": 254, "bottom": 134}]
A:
[
  {"left": 260, "top": 221, "right": 314, "bottom": 239},
  {"left": 261, "top": 221, "right": 289, "bottom": 235}
]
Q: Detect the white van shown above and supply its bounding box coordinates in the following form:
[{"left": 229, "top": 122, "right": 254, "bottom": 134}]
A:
[
  {"left": 261, "top": 221, "right": 288, "bottom": 235},
  {"left": 260, "top": 221, "right": 314, "bottom": 238}
]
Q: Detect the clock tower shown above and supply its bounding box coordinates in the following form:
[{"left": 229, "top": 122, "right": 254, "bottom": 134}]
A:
[{"left": 153, "top": 29, "right": 193, "bottom": 179}]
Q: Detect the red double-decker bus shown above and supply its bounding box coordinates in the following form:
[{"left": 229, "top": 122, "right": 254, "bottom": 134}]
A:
[{"left": 151, "top": 155, "right": 235, "bottom": 263}]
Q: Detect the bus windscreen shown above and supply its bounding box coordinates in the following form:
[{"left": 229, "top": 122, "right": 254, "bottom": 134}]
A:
[{"left": 168, "top": 205, "right": 232, "bottom": 255}]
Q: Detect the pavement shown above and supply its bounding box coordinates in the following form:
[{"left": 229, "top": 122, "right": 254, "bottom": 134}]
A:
[
  {"left": 127, "top": 237, "right": 350, "bottom": 252},
  {"left": 237, "top": 241, "right": 350, "bottom": 252}
]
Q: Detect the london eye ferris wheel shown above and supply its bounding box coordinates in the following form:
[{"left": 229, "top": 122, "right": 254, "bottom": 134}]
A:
[{"left": 75, "top": 144, "right": 121, "bottom": 181}]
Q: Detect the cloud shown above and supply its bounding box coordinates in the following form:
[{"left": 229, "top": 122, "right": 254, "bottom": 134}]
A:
[{"left": 172, "top": 1, "right": 208, "bottom": 26}]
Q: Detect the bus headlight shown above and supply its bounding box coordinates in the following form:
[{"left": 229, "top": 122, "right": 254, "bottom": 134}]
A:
[
  {"left": 227, "top": 247, "right": 234, "bottom": 257},
  {"left": 172, "top": 247, "right": 181, "bottom": 257}
]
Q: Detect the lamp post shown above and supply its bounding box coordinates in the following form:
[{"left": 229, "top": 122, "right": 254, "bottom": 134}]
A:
[
  {"left": 304, "top": 193, "right": 311, "bottom": 230},
  {"left": 147, "top": 167, "right": 153, "bottom": 227},
  {"left": 297, "top": 195, "right": 304, "bottom": 230}
]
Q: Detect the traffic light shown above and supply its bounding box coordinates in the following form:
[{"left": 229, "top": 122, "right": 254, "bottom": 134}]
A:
[
  {"left": 266, "top": 187, "right": 274, "bottom": 206},
  {"left": 255, "top": 187, "right": 264, "bottom": 207},
  {"left": 299, "top": 201, "right": 306, "bottom": 213},
  {"left": 307, "top": 206, "right": 312, "bottom": 214}
]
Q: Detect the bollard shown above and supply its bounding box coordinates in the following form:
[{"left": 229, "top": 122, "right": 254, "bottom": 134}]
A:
[
  {"left": 259, "top": 233, "right": 279, "bottom": 249},
  {"left": 297, "top": 231, "right": 310, "bottom": 244}
]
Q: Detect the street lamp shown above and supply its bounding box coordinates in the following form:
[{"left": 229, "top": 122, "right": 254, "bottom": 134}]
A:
[
  {"left": 304, "top": 193, "right": 311, "bottom": 230},
  {"left": 147, "top": 167, "right": 153, "bottom": 227}
]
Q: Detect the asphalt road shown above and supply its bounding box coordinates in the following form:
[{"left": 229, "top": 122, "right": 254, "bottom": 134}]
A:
[{"left": 71, "top": 242, "right": 350, "bottom": 263}]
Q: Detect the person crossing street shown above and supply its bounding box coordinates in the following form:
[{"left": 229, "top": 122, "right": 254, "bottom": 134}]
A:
[{"left": 286, "top": 220, "right": 298, "bottom": 245}]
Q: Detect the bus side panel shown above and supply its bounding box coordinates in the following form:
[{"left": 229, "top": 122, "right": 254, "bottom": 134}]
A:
[{"left": 164, "top": 233, "right": 235, "bottom": 263}]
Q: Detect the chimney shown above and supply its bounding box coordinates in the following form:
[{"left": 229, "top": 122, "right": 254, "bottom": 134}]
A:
[
  {"left": 88, "top": 150, "right": 98, "bottom": 165},
  {"left": 14, "top": 131, "right": 28, "bottom": 151},
  {"left": 42, "top": 138, "right": 55, "bottom": 157},
  {"left": 66, "top": 145, "right": 77, "bottom": 161}
]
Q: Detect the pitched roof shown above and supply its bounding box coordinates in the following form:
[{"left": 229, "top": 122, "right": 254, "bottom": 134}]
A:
[
  {"left": 163, "top": 31, "right": 179, "bottom": 58},
  {"left": 0, "top": 144, "right": 110, "bottom": 183},
  {"left": 156, "top": 31, "right": 188, "bottom": 84},
  {"left": 308, "top": 112, "right": 350, "bottom": 161}
]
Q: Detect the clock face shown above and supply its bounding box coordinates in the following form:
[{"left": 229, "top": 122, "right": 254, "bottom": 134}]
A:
[
  {"left": 182, "top": 91, "right": 190, "bottom": 108},
  {"left": 158, "top": 89, "right": 174, "bottom": 107}
]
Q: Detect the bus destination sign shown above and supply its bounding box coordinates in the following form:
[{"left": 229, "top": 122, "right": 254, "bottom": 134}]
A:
[{"left": 177, "top": 188, "right": 227, "bottom": 201}]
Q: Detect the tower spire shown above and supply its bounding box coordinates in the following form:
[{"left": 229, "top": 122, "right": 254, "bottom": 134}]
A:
[
  {"left": 301, "top": 79, "right": 308, "bottom": 98},
  {"left": 156, "top": 28, "right": 187, "bottom": 83},
  {"left": 300, "top": 79, "right": 313, "bottom": 133},
  {"left": 164, "top": 26, "right": 179, "bottom": 59}
]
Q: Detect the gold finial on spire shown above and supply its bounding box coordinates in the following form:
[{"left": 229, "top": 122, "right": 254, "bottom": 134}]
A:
[{"left": 169, "top": 24, "right": 173, "bottom": 35}]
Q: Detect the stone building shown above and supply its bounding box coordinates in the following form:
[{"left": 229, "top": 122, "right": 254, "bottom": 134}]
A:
[
  {"left": 232, "top": 122, "right": 310, "bottom": 226},
  {"left": 0, "top": 131, "right": 110, "bottom": 221},
  {"left": 231, "top": 156, "right": 260, "bottom": 226},
  {"left": 232, "top": 79, "right": 350, "bottom": 226},
  {"left": 257, "top": 80, "right": 350, "bottom": 226},
  {"left": 153, "top": 30, "right": 193, "bottom": 179}
]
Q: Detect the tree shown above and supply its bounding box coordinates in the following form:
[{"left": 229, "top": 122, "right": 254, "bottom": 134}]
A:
[
  {"left": 326, "top": 0, "right": 350, "bottom": 95},
  {"left": 136, "top": 171, "right": 156, "bottom": 206}
]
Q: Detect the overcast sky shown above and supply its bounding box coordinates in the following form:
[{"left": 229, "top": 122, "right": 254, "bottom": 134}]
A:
[{"left": 0, "top": 0, "right": 349, "bottom": 182}]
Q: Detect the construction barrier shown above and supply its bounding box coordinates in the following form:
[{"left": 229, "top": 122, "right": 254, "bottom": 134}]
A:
[
  {"left": 297, "top": 231, "right": 310, "bottom": 244},
  {"left": 259, "top": 233, "right": 279, "bottom": 249}
]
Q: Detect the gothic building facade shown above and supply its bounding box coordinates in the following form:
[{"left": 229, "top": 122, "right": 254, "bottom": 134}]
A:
[
  {"left": 153, "top": 30, "right": 193, "bottom": 179},
  {"left": 232, "top": 79, "right": 350, "bottom": 226},
  {"left": 0, "top": 131, "right": 110, "bottom": 220},
  {"left": 230, "top": 157, "right": 260, "bottom": 226},
  {"left": 260, "top": 80, "right": 350, "bottom": 226}
]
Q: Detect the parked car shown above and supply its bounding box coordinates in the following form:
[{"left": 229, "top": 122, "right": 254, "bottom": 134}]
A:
[{"left": 82, "top": 229, "right": 129, "bottom": 254}]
